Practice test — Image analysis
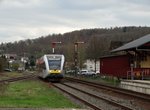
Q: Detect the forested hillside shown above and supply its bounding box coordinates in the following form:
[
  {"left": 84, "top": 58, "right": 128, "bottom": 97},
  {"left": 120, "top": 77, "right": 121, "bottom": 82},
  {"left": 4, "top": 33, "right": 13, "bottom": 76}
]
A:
[{"left": 0, "top": 26, "right": 150, "bottom": 63}]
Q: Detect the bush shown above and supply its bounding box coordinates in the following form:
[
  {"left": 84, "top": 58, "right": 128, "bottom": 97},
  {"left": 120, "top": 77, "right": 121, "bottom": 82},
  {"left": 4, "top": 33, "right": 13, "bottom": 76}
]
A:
[
  {"left": 11, "top": 63, "right": 19, "bottom": 71},
  {"left": 0, "top": 57, "right": 7, "bottom": 72}
]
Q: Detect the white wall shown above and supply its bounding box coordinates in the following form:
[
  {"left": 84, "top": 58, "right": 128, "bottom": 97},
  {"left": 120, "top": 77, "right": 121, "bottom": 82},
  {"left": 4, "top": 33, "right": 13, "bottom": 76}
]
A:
[{"left": 83, "top": 59, "right": 100, "bottom": 71}]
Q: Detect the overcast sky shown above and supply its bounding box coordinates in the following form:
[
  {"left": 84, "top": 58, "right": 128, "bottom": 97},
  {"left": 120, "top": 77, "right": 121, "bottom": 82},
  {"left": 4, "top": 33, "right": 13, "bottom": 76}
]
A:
[{"left": 0, "top": 0, "right": 150, "bottom": 43}]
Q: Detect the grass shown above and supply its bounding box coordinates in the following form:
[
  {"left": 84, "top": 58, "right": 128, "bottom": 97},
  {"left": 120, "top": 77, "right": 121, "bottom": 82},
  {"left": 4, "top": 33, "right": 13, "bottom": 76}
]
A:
[
  {"left": 66, "top": 74, "right": 120, "bottom": 86},
  {"left": 88, "top": 76, "right": 121, "bottom": 86},
  {"left": 0, "top": 80, "right": 80, "bottom": 108}
]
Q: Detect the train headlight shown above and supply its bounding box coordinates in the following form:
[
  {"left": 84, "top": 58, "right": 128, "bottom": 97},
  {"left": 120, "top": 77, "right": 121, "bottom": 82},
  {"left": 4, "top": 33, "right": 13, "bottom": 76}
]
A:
[
  {"left": 58, "top": 70, "right": 61, "bottom": 73},
  {"left": 49, "top": 70, "right": 52, "bottom": 73},
  {"left": 49, "top": 70, "right": 61, "bottom": 73}
]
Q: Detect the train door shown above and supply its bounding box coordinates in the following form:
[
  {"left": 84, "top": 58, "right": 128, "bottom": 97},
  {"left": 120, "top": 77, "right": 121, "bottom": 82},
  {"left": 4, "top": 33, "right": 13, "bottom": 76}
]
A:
[{"left": 41, "top": 62, "right": 47, "bottom": 77}]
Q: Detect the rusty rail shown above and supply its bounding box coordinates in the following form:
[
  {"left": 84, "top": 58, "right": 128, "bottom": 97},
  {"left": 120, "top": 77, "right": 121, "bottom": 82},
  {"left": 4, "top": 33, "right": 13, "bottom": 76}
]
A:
[
  {"left": 62, "top": 83, "right": 133, "bottom": 110},
  {"left": 65, "top": 77, "right": 150, "bottom": 102},
  {"left": 0, "top": 74, "right": 36, "bottom": 83},
  {"left": 52, "top": 83, "right": 102, "bottom": 110}
]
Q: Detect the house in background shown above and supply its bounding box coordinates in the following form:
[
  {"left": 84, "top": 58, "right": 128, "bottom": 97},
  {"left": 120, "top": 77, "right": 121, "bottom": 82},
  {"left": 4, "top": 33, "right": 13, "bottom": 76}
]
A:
[
  {"left": 83, "top": 59, "right": 100, "bottom": 72},
  {"left": 3, "top": 54, "right": 17, "bottom": 60},
  {"left": 1, "top": 54, "right": 30, "bottom": 71}
]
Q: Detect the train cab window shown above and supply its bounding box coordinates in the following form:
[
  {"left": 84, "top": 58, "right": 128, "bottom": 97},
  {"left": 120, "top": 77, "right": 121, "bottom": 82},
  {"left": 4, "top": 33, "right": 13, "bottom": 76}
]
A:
[{"left": 48, "top": 60, "right": 61, "bottom": 70}]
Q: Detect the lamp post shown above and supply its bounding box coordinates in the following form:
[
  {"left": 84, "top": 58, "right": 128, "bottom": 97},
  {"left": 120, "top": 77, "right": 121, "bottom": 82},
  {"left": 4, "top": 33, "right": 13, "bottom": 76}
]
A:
[
  {"left": 74, "top": 41, "right": 84, "bottom": 75},
  {"left": 51, "top": 42, "right": 61, "bottom": 54},
  {"left": 130, "top": 63, "right": 134, "bottom": 80}
]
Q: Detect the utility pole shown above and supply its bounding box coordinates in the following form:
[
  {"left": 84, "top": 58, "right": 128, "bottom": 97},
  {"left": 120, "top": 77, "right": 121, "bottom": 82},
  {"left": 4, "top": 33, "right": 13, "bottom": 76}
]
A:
[
  {"left": 51, "top": 42, "right": 61, "bottom": 54},
  {"left": 74, "top": 41, "right": 84, "bottom": 75}
]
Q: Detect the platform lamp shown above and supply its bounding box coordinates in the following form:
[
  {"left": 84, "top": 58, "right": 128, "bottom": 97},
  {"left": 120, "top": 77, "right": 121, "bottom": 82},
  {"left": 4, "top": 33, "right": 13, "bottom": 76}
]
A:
[{"left": 51, "top": 42, "right": 62, "bottom": 54}]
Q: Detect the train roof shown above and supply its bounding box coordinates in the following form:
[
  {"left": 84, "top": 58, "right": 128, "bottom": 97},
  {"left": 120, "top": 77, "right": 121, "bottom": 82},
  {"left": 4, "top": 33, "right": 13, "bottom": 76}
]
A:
[{"left": 44, "top": 54, "right": 64, "bottom": 56}]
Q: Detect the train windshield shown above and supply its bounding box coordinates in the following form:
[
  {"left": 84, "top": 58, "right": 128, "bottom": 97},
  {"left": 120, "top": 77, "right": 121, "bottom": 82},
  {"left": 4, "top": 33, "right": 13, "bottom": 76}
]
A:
[
  {"left": 48, "top": 60, "right": 61, "bottom": 70},
  {"left": 47, "top": 58, "right": 61, "bottom": 70}
]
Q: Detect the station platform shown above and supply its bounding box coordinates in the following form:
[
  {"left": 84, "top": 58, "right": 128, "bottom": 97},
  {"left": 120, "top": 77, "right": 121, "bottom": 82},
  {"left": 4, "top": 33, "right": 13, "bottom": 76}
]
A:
[{"left": 120, "top": 80, "right": 150, "bottom": 94}]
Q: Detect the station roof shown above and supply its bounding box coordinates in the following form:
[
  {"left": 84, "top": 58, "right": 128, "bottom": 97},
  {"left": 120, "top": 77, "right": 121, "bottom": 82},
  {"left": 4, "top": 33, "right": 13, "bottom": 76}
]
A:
[{"left": 111, "top": 34, "right": 150, "bottom": 52}]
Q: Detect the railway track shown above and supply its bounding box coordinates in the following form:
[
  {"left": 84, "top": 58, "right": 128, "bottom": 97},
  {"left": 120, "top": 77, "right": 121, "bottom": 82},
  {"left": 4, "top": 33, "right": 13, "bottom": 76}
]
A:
[
  {"left": 38, "top": 77, "right": 149, "bottom": 109},
  {"left": 0, "top": 74, "right": 37, "bottom": 83},
  {"left": 65, "top": 77, "right": 150, "bottom": 102},
  {"left": 52, "top": 83, "right": 134, "bottom": 110}
]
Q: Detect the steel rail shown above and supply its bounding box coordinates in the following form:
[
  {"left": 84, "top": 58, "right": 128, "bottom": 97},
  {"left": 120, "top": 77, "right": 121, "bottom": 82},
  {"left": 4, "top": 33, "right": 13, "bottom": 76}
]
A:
[
  {"left": 62, "top": 83, "right": 133, "bottom": 110},
  {"left": 0, "top": 74, "right": 36, "bottom": 83},
  {"left": 65, "top": 77, "right": 150, "bottom": 102},
  {"left": 52, "top": 83, "right": 102, "bottom": 110}
]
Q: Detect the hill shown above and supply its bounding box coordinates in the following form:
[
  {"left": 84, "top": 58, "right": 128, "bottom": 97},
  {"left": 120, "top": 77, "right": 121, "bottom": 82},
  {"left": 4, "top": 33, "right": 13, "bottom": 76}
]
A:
[{"left": 0, "top": 26, "right": 150, "bottom": 63}]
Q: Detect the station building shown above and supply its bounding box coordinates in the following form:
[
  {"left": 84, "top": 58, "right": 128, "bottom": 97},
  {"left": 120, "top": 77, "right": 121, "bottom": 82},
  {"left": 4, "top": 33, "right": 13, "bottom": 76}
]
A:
[{"left": 100, "top": 34, "right": 150, "bottom": 79}]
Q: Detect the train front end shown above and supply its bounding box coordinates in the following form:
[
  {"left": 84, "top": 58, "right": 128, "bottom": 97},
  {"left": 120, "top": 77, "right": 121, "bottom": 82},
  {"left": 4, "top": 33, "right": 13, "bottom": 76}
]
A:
[{"left": 46, "top": 54, "right": 65, "bottom": 81}]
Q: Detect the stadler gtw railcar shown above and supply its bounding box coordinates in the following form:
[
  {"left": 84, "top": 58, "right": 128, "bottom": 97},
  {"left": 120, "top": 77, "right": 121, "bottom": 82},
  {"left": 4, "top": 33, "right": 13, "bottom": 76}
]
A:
[{"left": 36, "top": 54, "right": 65, "bottom": 81}]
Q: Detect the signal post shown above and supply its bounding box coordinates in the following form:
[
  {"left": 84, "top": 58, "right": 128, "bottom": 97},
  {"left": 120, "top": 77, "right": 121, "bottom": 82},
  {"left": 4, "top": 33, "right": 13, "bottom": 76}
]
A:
[
  {"left": 74, "top": 41, "right": 84, "bottom": 75},
  {"left": 51, "top": 42, "right": 61, "bottom": 54}
]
